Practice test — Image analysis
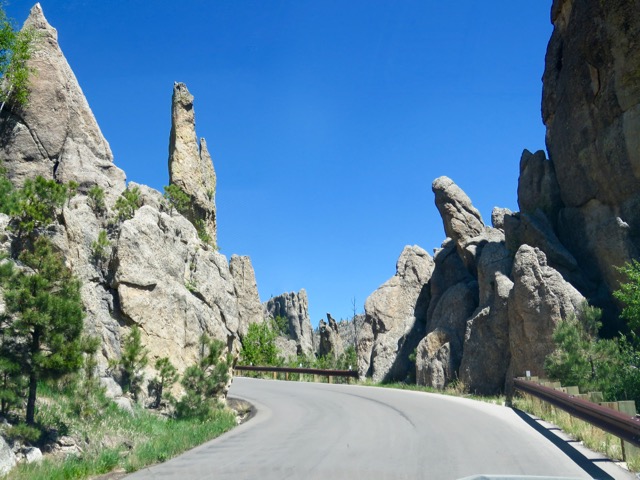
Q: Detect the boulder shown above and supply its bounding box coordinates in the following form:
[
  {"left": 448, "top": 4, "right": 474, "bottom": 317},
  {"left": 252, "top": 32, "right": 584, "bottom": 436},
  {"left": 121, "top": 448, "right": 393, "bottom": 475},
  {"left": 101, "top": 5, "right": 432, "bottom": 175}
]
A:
[
  {"left": 24, "top": 447, "right": 43, "bottom": 464},
  {"left": 0, "top": 4, "right": 126, "bottom": 203},
  {"left": 230, "top": 255, "right": 264, "bottom": 339},
  {"left": 363, "top": 245, "right": 434, "bottom": 382},
  {"left": 168, "top": 82, "right": 217, "bottom": 245},
  {"left": 415, "top": 329, "right": 455, "bottom": 390},
  {"left": 0, "top": 436, "right": 16, "bottom": 476},
  {"left": 432, "top": 176, "right": 485, "bottom": 268},
  {"left": 507, "top": 245, "right": 585, "bottom": 379},
  {"left": 264, "top": 290, "right": 314, "bottom": 356}
]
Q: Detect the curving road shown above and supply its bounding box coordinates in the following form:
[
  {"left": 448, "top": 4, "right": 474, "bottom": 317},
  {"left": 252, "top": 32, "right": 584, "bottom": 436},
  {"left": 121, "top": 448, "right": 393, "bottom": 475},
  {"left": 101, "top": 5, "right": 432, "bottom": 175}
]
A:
[{"left": 127, "top": 377, "right": 634, "bottom": 479}]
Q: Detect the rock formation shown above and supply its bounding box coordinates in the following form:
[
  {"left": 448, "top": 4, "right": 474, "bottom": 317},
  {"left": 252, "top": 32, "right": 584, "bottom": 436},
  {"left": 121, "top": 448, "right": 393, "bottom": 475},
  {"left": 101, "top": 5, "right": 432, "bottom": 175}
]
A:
[
  {"left": 361, "top": 245, "right": 433, "bottom": 382},
  {"left": 168, "top": 82, "right": 218, "bottom": 246},
  {"left": 264, "top": 290, "right": 314, "bottom": 356},
  {"left": 0, "top": 4, "right": 126, "bottom": 203},
  {"left": 317, "top": 314, "right": 344, "bottom": 360},
  {"left": 359, "top": 0, "right": 640, "bottom": 394},
  {"left": 537, "top": 0, "right": 640, "bottom": 333},
  {"left": 0, "top": 5, "right": 262, "bottom": 398},
  {"left": 230, "top": 255, "right": 264, "bottom": 339}
]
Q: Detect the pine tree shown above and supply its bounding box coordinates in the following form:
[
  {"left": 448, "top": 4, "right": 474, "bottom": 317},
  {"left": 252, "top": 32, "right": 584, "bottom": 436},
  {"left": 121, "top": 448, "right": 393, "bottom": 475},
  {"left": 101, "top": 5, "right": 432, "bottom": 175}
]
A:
[{"left": 0, "top": 237, "right": 85, "bottom": 424}]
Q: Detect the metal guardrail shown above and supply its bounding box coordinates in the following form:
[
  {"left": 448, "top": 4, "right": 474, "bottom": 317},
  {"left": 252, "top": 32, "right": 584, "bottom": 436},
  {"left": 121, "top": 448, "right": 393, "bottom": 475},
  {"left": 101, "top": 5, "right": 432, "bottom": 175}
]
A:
[
  {"left": 514, "top": 378, "right": 640, "bottom": 447},
  {"left": 234, "top": 365, "right": 358, "bottom": 378}
]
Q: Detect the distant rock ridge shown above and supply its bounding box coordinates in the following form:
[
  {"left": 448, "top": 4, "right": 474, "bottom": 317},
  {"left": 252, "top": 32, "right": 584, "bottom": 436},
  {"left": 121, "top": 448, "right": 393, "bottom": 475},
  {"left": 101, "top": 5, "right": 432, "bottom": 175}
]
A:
[{"left": 0, "top": 5, "right": 262, "bottom": 399}]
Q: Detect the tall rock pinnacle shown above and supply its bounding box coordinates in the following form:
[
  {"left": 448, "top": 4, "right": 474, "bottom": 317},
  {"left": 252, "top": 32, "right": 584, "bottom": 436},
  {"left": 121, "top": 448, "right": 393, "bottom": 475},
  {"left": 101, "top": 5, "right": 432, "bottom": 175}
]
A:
[
  {"left": 168, "top": 82, "right": 217, "bottom": 246},
  {"left": 0, "top": 3, "right": 126, "bottom": 201}
]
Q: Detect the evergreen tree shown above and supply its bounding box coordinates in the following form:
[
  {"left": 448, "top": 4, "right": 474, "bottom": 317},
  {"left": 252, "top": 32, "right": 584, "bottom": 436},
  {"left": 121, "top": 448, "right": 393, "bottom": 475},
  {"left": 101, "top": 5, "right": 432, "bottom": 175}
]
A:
[
  {"left": 0, "top": 237, "right": 85, "bottom": 424},
  {"left": 116, "top": 325, "right": 149, "bottom": 401},
  {"left": 175, "top": 335, "right": 231, "bottom": 419},
  {"left": 0, "top": 6, "right": 37, "bottom": 113},
  {"left": 149, "top": 357, "right": 178, "bottom": 408}
]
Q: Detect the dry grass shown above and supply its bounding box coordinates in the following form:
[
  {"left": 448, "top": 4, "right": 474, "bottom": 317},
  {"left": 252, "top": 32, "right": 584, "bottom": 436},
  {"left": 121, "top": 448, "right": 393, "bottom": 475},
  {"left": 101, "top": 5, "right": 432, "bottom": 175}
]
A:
[{"left": 513, "top": 393, "right": 640, "bottom": 472}]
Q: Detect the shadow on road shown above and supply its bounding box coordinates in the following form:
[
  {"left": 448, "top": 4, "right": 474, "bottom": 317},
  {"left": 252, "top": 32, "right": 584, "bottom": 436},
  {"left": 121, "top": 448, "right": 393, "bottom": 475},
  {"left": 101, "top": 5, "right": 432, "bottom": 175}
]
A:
[{"left": 512, "top": 408, "right": 615, "bottom": 480}]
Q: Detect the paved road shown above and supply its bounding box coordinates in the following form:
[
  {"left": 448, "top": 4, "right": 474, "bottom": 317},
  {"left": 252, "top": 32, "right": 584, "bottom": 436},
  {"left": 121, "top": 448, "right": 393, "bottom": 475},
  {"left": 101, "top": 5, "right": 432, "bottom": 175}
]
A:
[{"left": 127, "top": 378, "right": 634, "bottom": 479}]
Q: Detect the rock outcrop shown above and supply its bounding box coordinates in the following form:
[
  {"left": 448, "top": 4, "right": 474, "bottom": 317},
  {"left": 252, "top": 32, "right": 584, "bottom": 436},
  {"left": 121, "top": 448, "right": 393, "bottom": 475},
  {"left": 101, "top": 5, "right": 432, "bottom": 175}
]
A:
[
  {"left": 317, "top": 314, "right": 344, "bottom": 360},
  {"left": 361, "top": 245, "right": 433, "bottom": 382},
  {"left": 0, "top": 4, "right": 126, "bottom": 203},
  {"left": 0, "top": 6, "right": 262, "bottom": 399},
  {"left": 168, "top": 82, "right": 217, "bottom": 246},
  {"left": 230, "top": 255, "right": 264, "bottom": 339},
  {"left": 507, "top": 245, "right": 585, "bottom": 379},
  {"left": 536, "top": 0, "right": 640, "bottom": 332},
  {"left": 264, "top": 290, "right": 314, "bottom": 356}
]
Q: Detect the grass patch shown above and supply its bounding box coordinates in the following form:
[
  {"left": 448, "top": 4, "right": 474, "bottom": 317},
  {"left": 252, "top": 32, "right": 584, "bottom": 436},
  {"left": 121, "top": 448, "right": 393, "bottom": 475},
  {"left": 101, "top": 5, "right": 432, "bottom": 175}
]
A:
[
  {"left": 6, "top": 381, "right": 236, "bottom": 479},
  {"left": 370, "top": 380, "right": 506, "bottom": 405}
]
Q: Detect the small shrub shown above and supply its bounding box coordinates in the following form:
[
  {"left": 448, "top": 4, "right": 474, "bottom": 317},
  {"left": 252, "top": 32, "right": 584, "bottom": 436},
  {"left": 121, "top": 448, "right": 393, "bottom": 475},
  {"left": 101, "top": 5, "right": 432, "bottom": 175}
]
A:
[
  {"left": 114, "top": 186, "right": 141, "bottom": 222},
  {"left": 87, "top": 185, "right": 106, "bottom": 215},
  {"left": 149, "top": 357, "right": 178, "bottom": 408},
  {"left": 111, "top": 325, "right": 148, "bottom": 401},
  {"left": 5, "top": 423, "right": 41, "bottom": 444},
  {"left": 175, "top": 335, "right": 232, "bottom": 420},
  {"left": 163, "top": 184, "right": 191, "bottom": 215},
  {"left": 90, "top": 230, "right": 110, "bottom": 264}
]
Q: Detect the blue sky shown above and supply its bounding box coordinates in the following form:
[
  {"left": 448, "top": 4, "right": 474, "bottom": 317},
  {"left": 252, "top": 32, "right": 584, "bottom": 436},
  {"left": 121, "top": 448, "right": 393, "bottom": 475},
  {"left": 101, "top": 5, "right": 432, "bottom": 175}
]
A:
[{"left": 7, "top": 1, "right": 553, "bottom": 326}]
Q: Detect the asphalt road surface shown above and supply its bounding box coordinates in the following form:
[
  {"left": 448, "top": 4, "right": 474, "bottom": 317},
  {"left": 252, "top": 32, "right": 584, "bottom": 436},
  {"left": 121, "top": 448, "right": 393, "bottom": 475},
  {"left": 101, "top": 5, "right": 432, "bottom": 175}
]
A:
[{"left": 126, "top": 377, "right": 634, "bottom": 479}]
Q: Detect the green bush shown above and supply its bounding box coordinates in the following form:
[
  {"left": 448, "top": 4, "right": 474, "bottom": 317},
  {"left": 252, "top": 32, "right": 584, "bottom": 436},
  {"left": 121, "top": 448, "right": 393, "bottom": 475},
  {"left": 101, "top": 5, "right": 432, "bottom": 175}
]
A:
[
  {"left": 114, "top": 186, "right": 141, "bottom": 222},
  {"left": 240, "top": 321, "right": 280, "bottom": 367},
  {"left": 175, "top": 335, "right": 232, "bottom": 420},
  {"left": 87, "top": 185, "right": 106, "bottom": 215}
]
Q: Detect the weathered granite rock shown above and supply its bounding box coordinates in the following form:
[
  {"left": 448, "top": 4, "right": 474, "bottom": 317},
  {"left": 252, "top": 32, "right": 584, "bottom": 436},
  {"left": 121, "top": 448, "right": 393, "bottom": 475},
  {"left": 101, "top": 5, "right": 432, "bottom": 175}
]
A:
[
  {"left": 337, "top": 313, "right": 366, "bottom": 353},
  {"left": 419, "top": 280, "right": 478, "bottom": 388},
  {"left": 24, "top": 447, "right": 43, "bottom": 464},
  {"left": 415, "top": 329, "right": 455, "bottom": 390},
  {"left": 318, "top": 314, "right": 344, "bottom": 360},
  {"left": 168, "top": 82, "right": 217, "bottom": 246},
  {"left": 0, "top": 4, "right": 126, "bottom": 202},
  {"left": 507, "top": 245, "right": 585, "bottom": 379},
  {"left": 264, "top": 290, "right": 314, "bottom": 356},
  {"left": 427, "top": 239, "right": 475, "bottom": 324},
  {"left": 363, "top": 245, "right": 434, "bottom": 382},
  {"left": 491, "top": 207, "right": 512, "bottom": 231},
  {"left": 230, "top": 255, "right": 264, "bottom": 339},
  {"left": 459, "top": 273, "right": 513, "bottom": 394},
  {"left": 543, "top": 0, "right": 640, "bottom": 210},
  {"left": 503, "top": 211, "right": 578, "bottom": 273},
  {"left": 432, "top": 176, "right": 484, "bottom": 268},
  {"left": 114, "top": 206, "right": 240, "bottom": 370},
  {"left": 517, "top": 149, "right": 563, "bottom": 226},
  {"left": 275, "top": 336, "right": 298, "bottom": 361},
  {"left": 0, "top": 436, "right": 16, "bottom": 476},
  {"left": 537, "top": 0, "right": 640, "bottom": 325}
]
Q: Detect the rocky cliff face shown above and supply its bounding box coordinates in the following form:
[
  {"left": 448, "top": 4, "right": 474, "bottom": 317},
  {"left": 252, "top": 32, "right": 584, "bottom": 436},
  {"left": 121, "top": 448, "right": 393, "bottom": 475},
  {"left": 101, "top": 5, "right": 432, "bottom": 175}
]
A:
[
  {"left": 0, "top": 5, "right": 261, "bottom": 396},
  {"left": 264, "top": 290, "right": 314, "bottom": 356},
  {"left": 362, "top": 0, "right": 639, "bottom": 393},
  {"left": 538, "top": 0, "right": 640, "bottom": 333}
]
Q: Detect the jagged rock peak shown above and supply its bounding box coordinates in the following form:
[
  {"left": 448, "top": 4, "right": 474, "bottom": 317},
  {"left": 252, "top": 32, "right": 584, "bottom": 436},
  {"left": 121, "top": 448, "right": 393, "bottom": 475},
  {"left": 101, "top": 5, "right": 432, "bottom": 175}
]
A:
[
  {"left": 432, "top": 176, "right": 484, "bottom": 249},
  {"left": 264, "top": 289, "right": 314, "bottom": 356},
  {"left": 0, "top": 3, "right": 126, "bottom": 200},
  {"left": 168, "top": 82, "right": 217, "bottom": 246}
]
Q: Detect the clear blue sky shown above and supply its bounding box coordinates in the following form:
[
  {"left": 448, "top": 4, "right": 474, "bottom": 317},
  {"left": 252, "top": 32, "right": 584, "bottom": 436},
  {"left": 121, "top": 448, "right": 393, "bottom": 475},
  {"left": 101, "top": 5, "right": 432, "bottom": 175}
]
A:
[{"left": 7, "top": 1, "right": 553, "bottom": 326}]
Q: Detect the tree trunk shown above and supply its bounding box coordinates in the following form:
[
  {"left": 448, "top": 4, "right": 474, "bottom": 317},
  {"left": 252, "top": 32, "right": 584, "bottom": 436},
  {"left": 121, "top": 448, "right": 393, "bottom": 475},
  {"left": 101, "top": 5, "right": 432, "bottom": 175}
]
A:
[{"left": 26, "top": 330, "right": 40, "bottom": 425}]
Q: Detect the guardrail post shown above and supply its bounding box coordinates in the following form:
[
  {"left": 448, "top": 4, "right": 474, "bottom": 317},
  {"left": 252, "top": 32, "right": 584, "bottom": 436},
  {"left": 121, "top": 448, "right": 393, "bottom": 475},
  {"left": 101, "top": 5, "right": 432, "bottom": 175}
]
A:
[
  {"left": 328, "top": 375, "right": 333, "bottom": 384},
  {"left": 618, "top": 401, "right": 639, "bottom": 463}
]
